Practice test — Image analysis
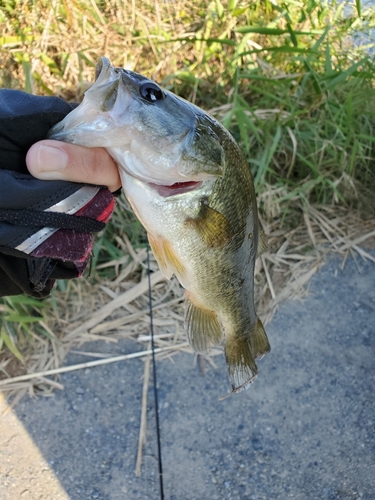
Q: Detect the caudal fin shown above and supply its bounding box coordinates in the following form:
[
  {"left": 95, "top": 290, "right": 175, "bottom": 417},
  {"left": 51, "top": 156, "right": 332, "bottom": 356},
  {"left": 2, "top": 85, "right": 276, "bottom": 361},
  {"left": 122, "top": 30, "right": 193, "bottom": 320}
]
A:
[{"left": 225, "top": 318, "right": 270, "bottom": 393}]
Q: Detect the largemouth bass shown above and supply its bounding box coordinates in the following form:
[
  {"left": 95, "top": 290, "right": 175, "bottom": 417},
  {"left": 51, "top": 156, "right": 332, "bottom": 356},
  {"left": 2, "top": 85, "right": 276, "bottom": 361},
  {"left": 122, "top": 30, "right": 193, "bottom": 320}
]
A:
[{"left": 49, "top": 57, "right": 270, "bottom": 393}]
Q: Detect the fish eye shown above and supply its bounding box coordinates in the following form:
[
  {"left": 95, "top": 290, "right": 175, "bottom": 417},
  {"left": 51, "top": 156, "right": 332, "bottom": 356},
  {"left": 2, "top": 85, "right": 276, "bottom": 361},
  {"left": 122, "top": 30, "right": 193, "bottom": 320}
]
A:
[{"left": 139, "top": 82, "right": 165, "bottom": 102}]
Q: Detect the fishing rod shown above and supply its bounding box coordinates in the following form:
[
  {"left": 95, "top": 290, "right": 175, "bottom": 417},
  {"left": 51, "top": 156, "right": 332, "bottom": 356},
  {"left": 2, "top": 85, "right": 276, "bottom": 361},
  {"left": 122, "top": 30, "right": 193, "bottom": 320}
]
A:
[{"left": 146, "top": 247, "right": 165, "bottom": 500}]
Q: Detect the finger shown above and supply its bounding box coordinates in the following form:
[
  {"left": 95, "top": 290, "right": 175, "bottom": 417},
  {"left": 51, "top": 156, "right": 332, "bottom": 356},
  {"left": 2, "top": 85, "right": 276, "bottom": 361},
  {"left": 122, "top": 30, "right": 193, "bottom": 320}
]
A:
[{"left": 26, "top": 140, "right": 122, "bottom": 193}]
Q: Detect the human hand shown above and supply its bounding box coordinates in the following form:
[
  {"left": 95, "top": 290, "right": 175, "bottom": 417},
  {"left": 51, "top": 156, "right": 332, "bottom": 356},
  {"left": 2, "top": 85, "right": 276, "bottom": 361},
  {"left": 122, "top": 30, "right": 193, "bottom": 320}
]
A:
[
  {"left": 26, "top": 140, "right": 122, "bottom": 193},
  {"left": 0, "top": 89, "right": 119, "bottom": 297}
]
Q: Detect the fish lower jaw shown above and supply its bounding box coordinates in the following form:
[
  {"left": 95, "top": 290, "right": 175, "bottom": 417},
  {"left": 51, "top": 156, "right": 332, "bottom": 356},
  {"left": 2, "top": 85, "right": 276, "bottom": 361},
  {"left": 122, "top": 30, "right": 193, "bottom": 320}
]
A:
[
  {"left": 147, "top": 181, "right": 202, "bottom": 197},
  {"left": 116, "top": 159, "right": 203, "bottom": 197}
]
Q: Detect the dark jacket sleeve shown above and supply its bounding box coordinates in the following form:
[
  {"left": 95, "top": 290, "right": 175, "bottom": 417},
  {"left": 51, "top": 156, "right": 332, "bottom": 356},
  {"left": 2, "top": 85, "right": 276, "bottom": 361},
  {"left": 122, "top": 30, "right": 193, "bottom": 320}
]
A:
[{"left": 0, "top": 89, "right": 115, "bottom": 298}]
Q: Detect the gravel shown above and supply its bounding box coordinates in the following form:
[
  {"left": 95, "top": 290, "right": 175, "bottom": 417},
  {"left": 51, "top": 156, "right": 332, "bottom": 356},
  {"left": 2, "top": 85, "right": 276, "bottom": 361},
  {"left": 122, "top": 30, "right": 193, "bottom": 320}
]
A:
[{"left": 1, "top": 254, "right": 374, "bottom": 499}]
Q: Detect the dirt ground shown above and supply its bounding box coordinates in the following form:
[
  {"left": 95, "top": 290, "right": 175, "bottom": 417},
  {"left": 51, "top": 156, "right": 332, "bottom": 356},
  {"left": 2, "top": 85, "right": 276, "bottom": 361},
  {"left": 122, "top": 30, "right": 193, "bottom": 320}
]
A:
[{"left": 1, "top": 253, "right": 374, "bottom": 500}]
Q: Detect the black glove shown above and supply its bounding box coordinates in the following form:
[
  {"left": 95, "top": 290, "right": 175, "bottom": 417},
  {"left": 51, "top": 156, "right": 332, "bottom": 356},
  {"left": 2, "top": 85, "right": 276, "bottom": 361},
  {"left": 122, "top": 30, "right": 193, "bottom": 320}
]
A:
[{"left": 0, "top": 89, "right": 115, "bottom": 298}]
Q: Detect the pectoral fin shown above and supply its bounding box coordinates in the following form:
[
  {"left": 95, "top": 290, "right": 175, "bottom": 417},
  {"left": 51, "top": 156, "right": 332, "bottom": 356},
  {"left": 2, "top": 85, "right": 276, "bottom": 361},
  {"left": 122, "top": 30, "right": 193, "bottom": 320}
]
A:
[
  {"left": 186, "top": 200, "right": 234, "bottom": 248},
  {"left": 184, "top": 294, "right": 223, "bottom": 353}
]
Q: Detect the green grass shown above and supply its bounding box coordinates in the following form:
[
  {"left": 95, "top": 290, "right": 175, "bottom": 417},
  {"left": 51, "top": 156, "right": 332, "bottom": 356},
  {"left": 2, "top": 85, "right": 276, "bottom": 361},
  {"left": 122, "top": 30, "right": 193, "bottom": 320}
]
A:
[
  {"left": 0, "top": 0, "right": 374, "bottom": 360},
  {"left": 0, "top": 294, "right": 54, "bottom": 362}
]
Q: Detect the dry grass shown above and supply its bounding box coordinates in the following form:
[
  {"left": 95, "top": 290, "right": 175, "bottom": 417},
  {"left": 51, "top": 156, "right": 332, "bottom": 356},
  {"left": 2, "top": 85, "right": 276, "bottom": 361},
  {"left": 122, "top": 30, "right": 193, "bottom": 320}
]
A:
[
  {"left": 1, "top": 195, "right": 374, "bottom": 400},
  {"left": 0, "top": 0, "right": 233, "bottom": 100},
  {"left": 0, "top": 0, "right": 374, "bottom": 400}
]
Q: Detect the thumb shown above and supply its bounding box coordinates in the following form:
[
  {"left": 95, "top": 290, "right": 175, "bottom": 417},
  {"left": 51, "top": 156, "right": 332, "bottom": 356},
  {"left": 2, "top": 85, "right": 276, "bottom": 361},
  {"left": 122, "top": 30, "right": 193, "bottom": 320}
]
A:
[{"left": 26, "top": 140, "right": 122, "bottom": 193}]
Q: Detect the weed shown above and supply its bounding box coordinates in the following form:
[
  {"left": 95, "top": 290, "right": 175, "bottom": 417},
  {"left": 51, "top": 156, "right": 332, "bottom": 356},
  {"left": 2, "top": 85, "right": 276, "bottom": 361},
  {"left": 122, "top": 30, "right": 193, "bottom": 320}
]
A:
[{"left": 0, "top": 0, "right": 374, "bottom": 361}]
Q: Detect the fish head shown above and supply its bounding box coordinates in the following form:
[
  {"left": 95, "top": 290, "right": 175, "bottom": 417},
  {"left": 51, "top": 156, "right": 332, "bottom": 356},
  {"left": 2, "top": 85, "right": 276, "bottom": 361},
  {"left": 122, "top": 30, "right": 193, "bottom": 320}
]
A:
[{"left": 49, "top": 57, "right": 225, "bottom": 187}]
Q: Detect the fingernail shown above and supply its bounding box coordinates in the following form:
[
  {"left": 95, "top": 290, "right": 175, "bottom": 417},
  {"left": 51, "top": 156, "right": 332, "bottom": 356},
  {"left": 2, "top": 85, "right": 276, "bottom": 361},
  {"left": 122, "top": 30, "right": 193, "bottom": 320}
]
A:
[{"left": 36, "top": 145, "right": 68, "bottom": 172}]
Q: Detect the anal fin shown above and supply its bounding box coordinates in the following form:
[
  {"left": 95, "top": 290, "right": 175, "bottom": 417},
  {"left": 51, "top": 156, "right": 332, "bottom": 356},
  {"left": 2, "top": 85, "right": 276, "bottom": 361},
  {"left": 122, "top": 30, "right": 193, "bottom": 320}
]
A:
[{"left": 184, "top": 294, "right": 223, "bottom": 353}]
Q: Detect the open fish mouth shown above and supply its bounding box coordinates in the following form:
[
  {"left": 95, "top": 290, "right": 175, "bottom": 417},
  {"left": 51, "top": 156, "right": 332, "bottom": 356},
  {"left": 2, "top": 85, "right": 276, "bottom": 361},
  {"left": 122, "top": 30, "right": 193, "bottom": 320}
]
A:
[{"left": 148, "top": 181, "right": 202, "bottom": 197}]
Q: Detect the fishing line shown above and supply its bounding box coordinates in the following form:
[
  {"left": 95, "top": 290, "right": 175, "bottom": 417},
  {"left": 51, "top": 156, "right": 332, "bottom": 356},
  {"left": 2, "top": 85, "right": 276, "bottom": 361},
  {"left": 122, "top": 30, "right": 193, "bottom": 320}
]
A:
[{"left": 146, "top": 247, "right": 165, "bottom": 500}]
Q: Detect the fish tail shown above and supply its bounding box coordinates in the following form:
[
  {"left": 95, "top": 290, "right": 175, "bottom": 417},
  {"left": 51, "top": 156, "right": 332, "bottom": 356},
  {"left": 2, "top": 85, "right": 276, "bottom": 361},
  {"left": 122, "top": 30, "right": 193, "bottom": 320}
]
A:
[{"left": 225, "top": 318, "right": 270, "bottom": 393}]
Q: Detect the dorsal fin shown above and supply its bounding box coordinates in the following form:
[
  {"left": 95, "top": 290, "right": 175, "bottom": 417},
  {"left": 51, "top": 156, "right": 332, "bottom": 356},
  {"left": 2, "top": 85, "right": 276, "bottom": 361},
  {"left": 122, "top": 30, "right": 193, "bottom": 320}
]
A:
[
  {"left": 251, "top": 318, "right": 270, "bottom": 359},
  {"left": 257, "top": 226, "right": 268, "bottom": 258}
]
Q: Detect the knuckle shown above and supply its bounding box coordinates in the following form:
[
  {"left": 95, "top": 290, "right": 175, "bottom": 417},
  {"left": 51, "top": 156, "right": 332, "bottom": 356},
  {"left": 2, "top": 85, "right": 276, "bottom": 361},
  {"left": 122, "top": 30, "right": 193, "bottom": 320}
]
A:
[
  {"left": 73, "top": 147, "right": 105, "bottom": 180},
  {"left": 65, "top": 144, "right": 120, "bottom": 191}
]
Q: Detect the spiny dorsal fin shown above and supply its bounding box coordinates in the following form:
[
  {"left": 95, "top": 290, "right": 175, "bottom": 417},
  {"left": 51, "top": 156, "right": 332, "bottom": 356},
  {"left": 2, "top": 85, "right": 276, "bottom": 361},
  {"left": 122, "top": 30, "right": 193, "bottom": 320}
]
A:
[
  {"left": 184, "top": 294, "right": 223, "bottom": 353},
  {"left": 257, "top": 226, "right": 268, "bottom": 258},
  {"left": 185, "top": 200, "right": 234, "bottom": 248}
]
